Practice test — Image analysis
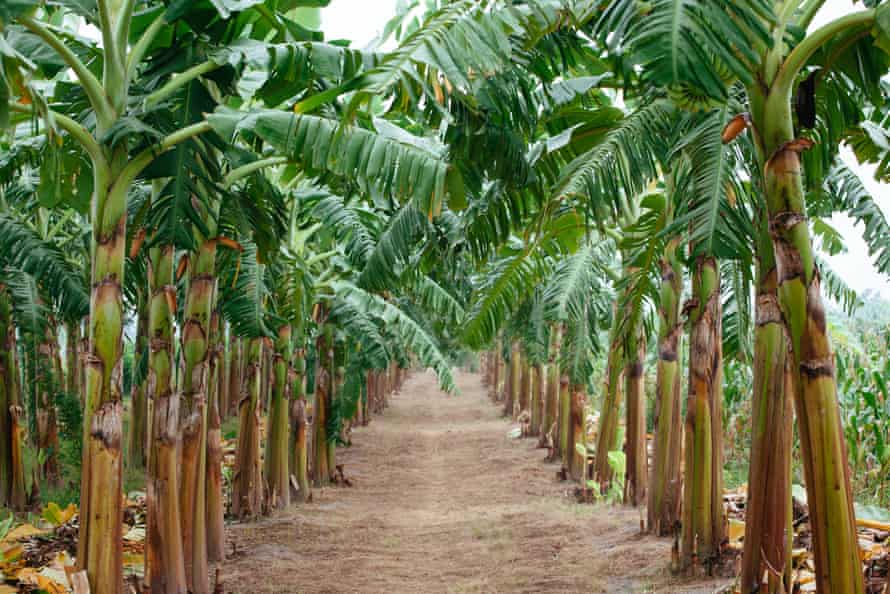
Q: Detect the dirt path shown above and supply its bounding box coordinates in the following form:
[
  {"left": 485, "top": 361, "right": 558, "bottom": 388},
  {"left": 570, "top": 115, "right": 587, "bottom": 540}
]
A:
[{"left": 222, "top": 371, "right": 727, "bottom": 593}]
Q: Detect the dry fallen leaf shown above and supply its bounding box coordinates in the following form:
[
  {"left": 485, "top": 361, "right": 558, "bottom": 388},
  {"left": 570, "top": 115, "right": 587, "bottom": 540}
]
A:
[
  {"left": 16, "top": 567, "right": 68, "bottom": 594},
  {"left": 2, "top": 523, "right": 46, "bottom": 543}
]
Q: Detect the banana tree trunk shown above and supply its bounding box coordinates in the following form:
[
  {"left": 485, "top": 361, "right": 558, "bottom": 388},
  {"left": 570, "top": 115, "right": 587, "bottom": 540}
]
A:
[
  {"left": 569, "top": 383, "right": 586, "bottom": 481},
  {"left": 543, "top": 327, "right": 560, "bottom": 453},
  {"left": 756, "top": 99, "right": 862, "bottom": 592},
  {"left": 648, "top": 249, "right": 683, "bottom": 535},
  {"left": 518, "top": 351, "right": 530, "bottom": 418},
  {"left": 624, "top": 334, "right": 647, "bottom": 507},
  {"left": 328, "top": 365, "right": 344, "bottom": 476},
  {"left": 291, "top": 349, "right": 310, "bottom": 502},
  {"left": 361, "top": 368, "right": 370, "bottom": 426},
  {"left": 313, "top": 325, "right": 332, "bottom": 486},
  {"left": 226, "top": 334, "right": 242, "bottom": 418},
  {"left": 146, "top": 245, "right": 187, "bottom": 594},
  {"left": 37, "top": 319, "right": 61, "bottom": 484},
  {"left": 0, "top": 289, "right": 13, "bottom": 500},
  {"left": 530, "top": 363, "right": 543, "bottom": 437},
  {"left": 218, "top": 324, "right": 229, "bottom": 422},
  {"left": 178, "top": 239, "right": 217, "bottom": 594},
  {"left": 501, "top": 353, "right": 511, "bottom": 408},
  {"left": 558, "top": 374, "right": 571, "bottom": 472},
  {"left": 504, "top": 341, "right": 519, "bottom": 418},
  {"left": 206, "top": 307, "right": 225, "bottom": 563},
  {"left": 594, "top": 317, "right": 624, "bottom": 487},
  {"left": 0, "top": 285, "right": 26, "bottom": 510},
  {"left": 233, "top": 337, "right": 263, "bottom": 518},
  {"left": 128, "top": 290, "right": 148, "bottom": 468},
  {"left": 265, "top": 325, "right": 292, "bottom": 510},
  {"left": 491, "top": 342, "right": 501, "bottom": 402},
  {"left": 681, "top": 255, "right": 724, "bottom": 572},
  {"left": 740, "top": 260, "right": 792, "bottom": 593},
  {"left": 77, "top": 160, "right": 128, "bottom": 592}
]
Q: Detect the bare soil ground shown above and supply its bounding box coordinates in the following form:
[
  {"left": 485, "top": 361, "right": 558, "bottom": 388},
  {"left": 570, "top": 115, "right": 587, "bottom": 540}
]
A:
[{"left": 222, "top": 370, "right": 730, "bottom": 593}]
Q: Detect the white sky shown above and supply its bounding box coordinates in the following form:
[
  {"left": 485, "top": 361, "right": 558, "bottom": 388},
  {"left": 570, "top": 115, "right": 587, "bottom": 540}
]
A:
[{"left": 321, "top": 0, "right": 890, "bottom": 299}]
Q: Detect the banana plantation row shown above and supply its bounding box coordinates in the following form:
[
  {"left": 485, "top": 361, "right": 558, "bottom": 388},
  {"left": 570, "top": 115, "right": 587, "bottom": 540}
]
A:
[{"left": 1, "top": 0, "right": 890, "bottom": 592}]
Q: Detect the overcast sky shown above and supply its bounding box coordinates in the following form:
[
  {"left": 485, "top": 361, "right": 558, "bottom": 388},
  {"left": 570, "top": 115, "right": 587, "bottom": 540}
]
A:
[{"left": 321, "top": 0, "right": 890, "bottom": 300}]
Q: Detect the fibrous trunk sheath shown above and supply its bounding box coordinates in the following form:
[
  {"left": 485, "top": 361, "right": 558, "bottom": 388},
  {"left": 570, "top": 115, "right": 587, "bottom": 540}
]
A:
[
  {"left": 37, "top": 319, "right": 61, "bottom": 484},
  {"left": 206, "top": 308, "right": 225, "bottom": 563},
  {"left": 569, "top": 383, "right": 586, "bottom": 481},
  {"left": 233, "top": 337, "right": 264, "bottom": 517},
  {"left": 759, "top": 101, "right": 862, "bottom": 592},
  {"left": 558, "top": 374, "right": 570, "bottom": 472},
  {"left": 291, "top": 349, "right": 310, "bottom": 502},
  {"left": 543, "top": 327, "right": 560, "bottom": 453},
  {"left": 313, "top": 325, "right": 333, "bottom": 486},
  {"left": 178, "top": 238, "right": 216, "bottom": 594},
  {"left": 0, "top": 286, "right": 26, "bottom": 510},
  {"left": 518, "top": 351, "right": 530, "bottom": 417},
  {"left": 265, "top": 325, "right": 292, "bottom": 510},
  {"left": 681, "top": 256, "right": 724, "bottom": 571},
  {"left": 77, "top": 159, "right": 127, "bottom": 592},
  {"left": 624, "top": 334, "right": 646, "bottom": 507},
  {"left": 740, "top": 264, "right": 792, "bottom": 593},
  {"left": 594, "top": 315, "right": 623, "bottom": 488},
  {"left": 504, "top": 342, "right": 520, "bottom": 418},
  {"left": 648, "top": 248, "right": 683, "bottom": 535},
  {"left": 530, "top": 363, "right": 543, "bottom": 437},
  {"left": 146, "top": 245, "right": 187, "bottom": 594}
]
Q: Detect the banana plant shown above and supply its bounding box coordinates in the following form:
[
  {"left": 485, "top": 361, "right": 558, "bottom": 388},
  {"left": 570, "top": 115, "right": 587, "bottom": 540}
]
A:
[{"left": 596, "top": 0, "right": 890, "bottom": 587}]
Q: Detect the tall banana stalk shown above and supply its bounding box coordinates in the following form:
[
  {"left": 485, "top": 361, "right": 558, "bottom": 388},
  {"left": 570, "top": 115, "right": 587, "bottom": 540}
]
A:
[
  {"left": 648, "top": 239, "right": 683, "bottom": 534},
  {"left": 681, "top": 255, "right": 724, "bottom": 570},
  {"left": 291, "top": 349, "right": 310, "bottom": 502},
  {"left": 37, "top": 319, "right": 61, "bottom": 484},
  {"left": 490, "top": 340, "right": 501, "bottom": 402},
  {"left": 504, "top": 341, "right": 520, "bottom": 418},
  {"left": 744, "top": 11, "right": 881, "bottom": 591},
  {"left": 146, "top": 244, "right": 186, "bottom": 593},
  {"left": 558, "top": 373, "right": 571, "bottom": 471},
  {"left": 313, "top": 323, "right": 333, "bottom": 486},
  {"left": 542, "top": 326, "right": 560, "bottom": 452},
  {"left": 530, "top": 362, "right": 543, "bottom": 437},
  {"left": 624, "top": 330, "right": 646, "bottom": 506},
  {"left": 206, "top": 307, "right": 225, "bottom": 563},
  {"left": 0, "top": 285, "right": 26, "bottom": 509},
  {"left": 10, "top": 7, "right": 211, "bottom": 588},
  {"left": 233, "top": 337, "right": 263, "bottom": 517},
  {"left": 227, "top": 335, "right": 243, "bottom": 418},
  {"left": 266, "top": 324, "right": 293, "bottom": 509},
  {"left": 740, "top": 229, "right": 792, "bottom": 592},
  {"left": 568, "top": 383, "right": 586, "bottom": 480},
  {"left": 328, "top": 364, "right": 344, "bottom": 475},
  {"left": 179, "top": 239, "right": 217, "bottom": 593},
  {"left": 518, "top": 350, "right": 530, "bottom": 417},
  {"left": 593, "top": 314, "right": 623, "bottom": 486}
]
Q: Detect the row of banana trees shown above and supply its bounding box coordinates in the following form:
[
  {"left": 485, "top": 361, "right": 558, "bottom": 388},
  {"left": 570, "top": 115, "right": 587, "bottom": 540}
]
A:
[
  {"left": 1, "top": 0, "right": 890, "bottom": 592},
  {"left": 448, "top": 3, "right": 890, "bottom": 594}
]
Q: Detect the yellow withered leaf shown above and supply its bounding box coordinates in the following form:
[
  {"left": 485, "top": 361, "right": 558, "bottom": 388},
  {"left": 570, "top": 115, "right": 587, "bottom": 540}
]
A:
[
  {"left": 42, "top": 501, "right": 77, "bottom": 527},
  {"left": 728, "top": 518, "right": 745, "bottom": 542}
]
